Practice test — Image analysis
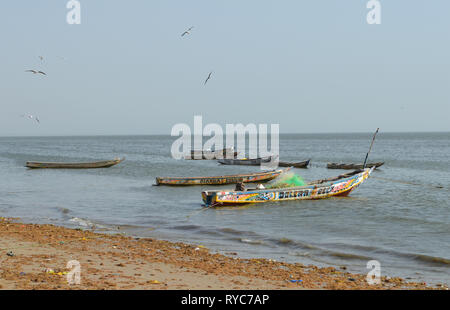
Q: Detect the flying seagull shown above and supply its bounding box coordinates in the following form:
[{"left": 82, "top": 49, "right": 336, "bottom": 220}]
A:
[
  {"left": 38, "top": 56, "right": 44, "bottom": 62},
  {"left": 204, "top": 71, "right": 213, "bottom": 85},
  {"left": 25, "top": 70, "right": 46, "bottom": 76},
  {"left": 181, "top": 26, "right": 194, "bottom": 37},
  {"left": 21, "top": 114, "right": 40, "bottom": 124}
]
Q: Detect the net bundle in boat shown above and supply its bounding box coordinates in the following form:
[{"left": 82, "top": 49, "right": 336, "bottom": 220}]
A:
[{"left": 267, "top": 172, "right": 306, "bottom": 189}]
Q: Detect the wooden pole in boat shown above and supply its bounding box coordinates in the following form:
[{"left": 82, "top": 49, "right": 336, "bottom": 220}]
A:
[{"left": 363, "top": 128, "right": 379, "bottom": 169}]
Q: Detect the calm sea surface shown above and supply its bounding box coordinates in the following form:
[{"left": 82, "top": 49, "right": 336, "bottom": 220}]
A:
[{"left": 0, "top": 133, "right": 449, "bottom": 284}]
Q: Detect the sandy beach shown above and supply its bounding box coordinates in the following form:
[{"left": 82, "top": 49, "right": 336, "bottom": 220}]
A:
[{"left": 0, "top": 217, "right": 446, "bottom": 290}]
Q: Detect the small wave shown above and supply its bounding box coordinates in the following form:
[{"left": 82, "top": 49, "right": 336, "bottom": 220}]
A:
[
  {"left": 323, "top": 250, "right": 372, "bottom": 261},
  {"left": 289, "top": 251, "right": 311, "bottom": 257},
  {"left": 240, "top": 238, "right": 265, "bottom": 245},
  {"left": 56, "top": 207, "right": 71, "bottom": 215},
  {"left": 69, "top": 217, "right": 95, "bottom": 227},
  {"left": 280, "top": 239, "right": 319, "bottom": 250},
  {"left": 171, "top": 224, "right": 202, "bottom": 231},
  {"left": 412, "top": 254, "right": 450, "bottom": 266},
  {"left": 221, "top": 227, "right": 244, "bottom": 235}
]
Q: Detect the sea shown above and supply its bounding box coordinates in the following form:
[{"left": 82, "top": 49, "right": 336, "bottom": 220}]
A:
[{"left": 0, "top": 133, "right": 449, "bottom": 285}]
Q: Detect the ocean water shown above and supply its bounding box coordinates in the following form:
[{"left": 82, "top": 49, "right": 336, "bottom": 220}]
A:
[{"left": 0, "top": 133, "right": 449, "bottom": 285}]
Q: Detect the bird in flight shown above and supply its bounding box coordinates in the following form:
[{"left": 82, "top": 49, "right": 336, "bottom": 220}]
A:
[
  {"left": 25, "top": 70, "right": 46, "bottom": 76},
  {"left": 21, "top": 114, "right": 40, "bottom": 124},
  {"left": 39, "top": 56, "right": 44, "bottom": 62},
  {"left": 204, "top": 71, "right": 213, "bottom": 85},
  {"left": 181, "top": 26, "right": 194, "bottom": 37}
]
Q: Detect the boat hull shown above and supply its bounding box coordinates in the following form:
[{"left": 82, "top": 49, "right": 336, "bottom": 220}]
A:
[
  {"left": 202, "top": 167, "right": 374, "bottom": 207},
  {"left": 185, "top": 149, "right": 238, "bottom": 160},
  {"left": 278, "top": 159, "right": 310, "bottom": 168},
  {"left": 156, "top": 168, "right": 290, "bottom": 186},
  {"left": 25, "top": 158, "right": 125, "bottom": 169},
  {"left": 217, "top": 156, "right": 275, "bottom": 166},
  {"left": 327, "top": 162, "right": 384, "bottom": 170}
]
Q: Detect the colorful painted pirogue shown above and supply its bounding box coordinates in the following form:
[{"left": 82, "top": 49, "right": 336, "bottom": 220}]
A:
[
  {"left": 327, "top": 162, "right": 384, "bottom": 170},
  {"left": 26, "top": 158, "right": 125, "bottom": 169},
  {"left": 155, "top": 168, "right": 290, "bottom": 186},
  {"left": 202, "top": 167, "right": 375, "bottom": 207}
]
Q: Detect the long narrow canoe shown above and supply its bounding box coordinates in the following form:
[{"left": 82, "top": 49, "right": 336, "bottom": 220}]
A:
[
  {"left": 185, "top": 148, "right": 238, "bottom": 160},
  {"left": 26, "top": 158, "right": 125, "bottom": 169},
  {"left": 217, "top": 156, "right": 275, "bottom": 166},
  {"left": 278, "top": 159, "right": 310, "bottom": 168},
  {"left": 155, "top": 168, "right": 290, "bottom": 186},
  {"left": 327, "top": 162, "right": 384, "bottom": 170},
  {"left": 202, "top": 167, "right": 375, "bottom": 207}
]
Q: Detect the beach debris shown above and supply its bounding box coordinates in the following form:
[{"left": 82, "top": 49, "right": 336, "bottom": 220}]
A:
[
  {"left": 19, "top": 272, "right": 26, "bottom": 276},
  {"left": 6, "top": 251, "right": 15, "bottom": 257},
  {"left": 148, "top": 280, "right": 161, "bottom": 284},
  {"left": 195, "top": 245, "right": 207, "bottom": 251},
  {"left": 348, "top": 277, "right": 356, "bottom": 282},
  {"left": 45, "top": 268, "right": 68, "bottom": 276},
  {"left": 204, "top": 71, "right": 213, "bottom": 85},
  {"left": 289, "top": 279, "right": 303, "bottom": 283},
  {"left": 181, "top": 26, "right": 194, "bottom": 37}
]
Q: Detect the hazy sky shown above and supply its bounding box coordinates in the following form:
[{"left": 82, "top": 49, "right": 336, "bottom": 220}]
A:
[{"left": 1, "top": 0, "right": 449, "bottom": 136}]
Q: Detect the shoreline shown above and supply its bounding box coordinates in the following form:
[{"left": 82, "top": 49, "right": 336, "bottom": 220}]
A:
[{"left": 0, "top": 217, "right": 447, "bottom": 290}]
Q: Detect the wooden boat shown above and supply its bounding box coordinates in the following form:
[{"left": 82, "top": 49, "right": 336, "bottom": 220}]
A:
[
  {"left": 278, "top": 159, "right": 310, "bottom": 168},
  {"left": 202, "top": 167, "right": 375, "bottom": 207},
  {"left": 184, "top": 148, "right": 238, "bottom": 160},
  {"left": 155, "top": 168, "right": 290, "bottom": 186},
  {"left": 217, "top": 156, "right": 275, "bottom": 166},
  {"left": 327, "top": 162, "right": 384, "bottom": 170},
  {"left": 26, "top": 158, "right": 125, "bottom": 169}
]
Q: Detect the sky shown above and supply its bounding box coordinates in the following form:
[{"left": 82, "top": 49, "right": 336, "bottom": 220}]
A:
[{"left": 0, "top": 0, "right": 449, "bottom": 136}]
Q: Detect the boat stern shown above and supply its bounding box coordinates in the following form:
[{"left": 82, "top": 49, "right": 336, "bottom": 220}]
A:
[{"left": 202, "top": 191, "right": 217, "bottom": 207}]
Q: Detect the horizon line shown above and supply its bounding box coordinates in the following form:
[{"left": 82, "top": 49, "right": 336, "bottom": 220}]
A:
[{"left": 0, "top": 130, "right": 449, "bottom": 138}]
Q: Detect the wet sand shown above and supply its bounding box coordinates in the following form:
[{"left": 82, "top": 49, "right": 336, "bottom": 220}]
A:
[{"left": 0, "top": 217, "right": 447, "bottom": 290}]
